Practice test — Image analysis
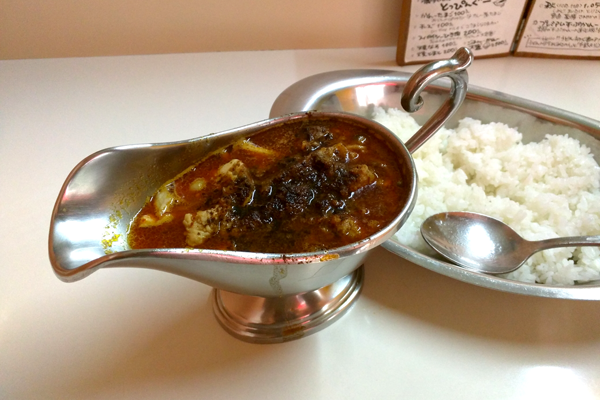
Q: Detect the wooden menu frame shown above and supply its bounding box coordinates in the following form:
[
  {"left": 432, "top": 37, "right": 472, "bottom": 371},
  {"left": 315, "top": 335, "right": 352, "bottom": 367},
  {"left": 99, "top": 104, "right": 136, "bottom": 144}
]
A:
[
  {"left": 396, "top": 0, "right": 530, "bottom": 65},
  {"left": 514, "top": 0, "right": 600, "bottom": 60}
]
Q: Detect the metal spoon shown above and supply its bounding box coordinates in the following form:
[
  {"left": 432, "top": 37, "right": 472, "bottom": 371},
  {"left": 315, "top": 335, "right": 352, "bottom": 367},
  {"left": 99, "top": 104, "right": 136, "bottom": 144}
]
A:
[{"left": 420, "top": 212, "right": 600, "bottom": 275}]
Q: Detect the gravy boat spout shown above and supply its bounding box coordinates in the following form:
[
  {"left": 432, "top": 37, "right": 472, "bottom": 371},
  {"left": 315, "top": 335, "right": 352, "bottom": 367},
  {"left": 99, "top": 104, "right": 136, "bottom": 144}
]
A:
[{"left": 48, "top": 111, "right": 413, "bottom": 297}]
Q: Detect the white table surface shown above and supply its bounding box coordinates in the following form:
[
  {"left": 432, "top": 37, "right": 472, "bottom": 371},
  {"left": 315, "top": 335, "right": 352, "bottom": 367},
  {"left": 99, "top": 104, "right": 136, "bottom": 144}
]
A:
[{"left": 2, "top": 47, "right": 600, "bottom": 400}]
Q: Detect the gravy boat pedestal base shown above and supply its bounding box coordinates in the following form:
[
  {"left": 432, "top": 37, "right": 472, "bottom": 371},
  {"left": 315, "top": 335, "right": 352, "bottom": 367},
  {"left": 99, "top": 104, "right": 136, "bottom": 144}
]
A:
[{"left": 213, "top": 266, "right": 363, "bottom": 343}]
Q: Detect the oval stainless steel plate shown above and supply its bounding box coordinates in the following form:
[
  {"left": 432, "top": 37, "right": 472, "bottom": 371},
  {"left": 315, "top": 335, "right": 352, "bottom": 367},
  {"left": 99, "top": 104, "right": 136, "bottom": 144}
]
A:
[{"left": 269, "top": 69, "right": 600, "bottom": 300}]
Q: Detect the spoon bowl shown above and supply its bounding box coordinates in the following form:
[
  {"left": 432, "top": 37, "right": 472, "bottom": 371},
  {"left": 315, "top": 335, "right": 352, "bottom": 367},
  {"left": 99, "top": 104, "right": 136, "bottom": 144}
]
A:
[{"left": 421, "top": 212, "right": 600, "bottom": 275}]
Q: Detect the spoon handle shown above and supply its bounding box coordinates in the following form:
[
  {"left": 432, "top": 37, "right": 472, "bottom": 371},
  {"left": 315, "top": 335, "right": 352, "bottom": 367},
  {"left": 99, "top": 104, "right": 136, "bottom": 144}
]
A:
[{"left": 535, "top": 235, "right": 600, "bottom": 251}]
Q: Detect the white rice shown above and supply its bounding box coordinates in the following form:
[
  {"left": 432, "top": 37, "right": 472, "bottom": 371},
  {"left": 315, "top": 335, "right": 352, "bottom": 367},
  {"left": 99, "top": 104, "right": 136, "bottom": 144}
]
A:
[{"left": 371, "top": 107, "right": 600, "bottom": 285}]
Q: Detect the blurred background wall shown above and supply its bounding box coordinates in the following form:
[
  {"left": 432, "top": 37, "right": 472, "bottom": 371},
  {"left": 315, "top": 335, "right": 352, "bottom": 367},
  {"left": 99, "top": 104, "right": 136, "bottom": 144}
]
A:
[{"left": 0, "top": 0, "right": 402, "bottom": 60}]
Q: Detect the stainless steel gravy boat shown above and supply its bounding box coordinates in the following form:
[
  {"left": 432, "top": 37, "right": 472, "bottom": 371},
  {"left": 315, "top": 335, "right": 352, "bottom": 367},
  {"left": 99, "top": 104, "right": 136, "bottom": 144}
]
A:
[{"left": 49, "top": 48, "right": 473, "bottom": 343}]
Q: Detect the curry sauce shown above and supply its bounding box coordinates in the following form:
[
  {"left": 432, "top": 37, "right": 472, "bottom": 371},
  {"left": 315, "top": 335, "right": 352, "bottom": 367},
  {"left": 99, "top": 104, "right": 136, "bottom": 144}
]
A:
[{"left": 128, "top": 116, "right": 408, "bottom": 253}]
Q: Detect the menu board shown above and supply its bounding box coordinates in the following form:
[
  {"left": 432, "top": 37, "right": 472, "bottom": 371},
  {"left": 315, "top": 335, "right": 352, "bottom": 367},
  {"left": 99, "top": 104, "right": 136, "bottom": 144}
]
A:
[
  {"left": 514, "top": 0, "right": 600, "bottom": 58},
  {"left": 397, "top": 0, "right": 529, "bottom": 65}
]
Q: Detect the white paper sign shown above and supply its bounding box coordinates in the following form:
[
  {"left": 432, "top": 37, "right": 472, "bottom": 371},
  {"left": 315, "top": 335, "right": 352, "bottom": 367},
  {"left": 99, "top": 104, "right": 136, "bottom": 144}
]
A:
[
  {"left": 403, "top": 0, "right": 528, "bottom": 63},
  {"left": 516, "top": 0, "right": 600, "bottom": 57}
]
